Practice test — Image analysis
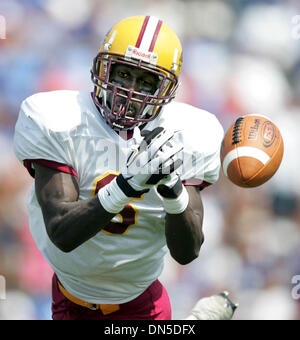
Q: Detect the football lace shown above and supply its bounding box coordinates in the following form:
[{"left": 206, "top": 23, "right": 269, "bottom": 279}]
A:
[{"left": 232, "top": 117, "right": 244, "bottom": 145}]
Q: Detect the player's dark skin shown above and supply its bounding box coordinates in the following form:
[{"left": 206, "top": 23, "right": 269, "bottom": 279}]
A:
[
  {"left": 34, "top": 64, "right": 204, "bottom": 265},
  {"left": 107, "top": 63, "right": 161, "bottom": 117},
  {"left": 34, "top": 164, "right": 204, "bottom": 265}
]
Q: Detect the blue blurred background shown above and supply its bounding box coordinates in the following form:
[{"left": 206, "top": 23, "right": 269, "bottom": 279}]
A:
[{"left": 0, "top": 0, "right": 300, "bottom": 320}]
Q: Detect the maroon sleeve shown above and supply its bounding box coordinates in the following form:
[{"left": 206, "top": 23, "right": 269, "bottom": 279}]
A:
[
  {"left": 23, "top": 159, "right": 78, "bottom": 178},
  {"left": 182, "top": 179, "right": 212, "bottom": 191}
]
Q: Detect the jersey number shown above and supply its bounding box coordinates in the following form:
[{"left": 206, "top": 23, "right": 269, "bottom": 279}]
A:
[{"left": 92, "top": 171, "right": 138, "bottom": 235}]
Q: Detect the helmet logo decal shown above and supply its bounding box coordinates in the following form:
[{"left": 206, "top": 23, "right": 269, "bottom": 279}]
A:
[{"left": 125, "top": 46, "right": 158, "bottom": 65}]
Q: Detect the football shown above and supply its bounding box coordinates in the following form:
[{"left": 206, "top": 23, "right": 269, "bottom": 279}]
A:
[{"left": 220, "top": 114, "right": 284, "bottom": 188}]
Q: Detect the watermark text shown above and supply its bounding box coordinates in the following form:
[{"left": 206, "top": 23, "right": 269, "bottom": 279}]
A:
[{"left": 291, "top": 275, "right": 300, "bottom": 299}]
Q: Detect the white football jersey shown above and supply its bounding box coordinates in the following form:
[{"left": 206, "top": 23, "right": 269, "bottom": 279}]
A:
[{"left": 13, "top": 90, "right": 224, "bottom": 304}]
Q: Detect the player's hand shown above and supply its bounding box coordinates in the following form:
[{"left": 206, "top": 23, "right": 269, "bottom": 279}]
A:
[
  {"left": 156, "top": 172, "right": 183, "bottom": 199},
  {"left": 117, "top": 127, "right": 183, "bottom": 198}
]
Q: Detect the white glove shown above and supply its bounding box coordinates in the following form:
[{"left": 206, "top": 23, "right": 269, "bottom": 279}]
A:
[
  {"left": 185, "top": 291, "right": 238, "bottom": 320},
  {"left": 157, "top": 172, "right": 183, "bottom": 198},
  {"left": 120, "top": 127, "right": 183, "bottom": 194},
  {"left": 98, "top": 127, "right": 184, "bottom": 214}
]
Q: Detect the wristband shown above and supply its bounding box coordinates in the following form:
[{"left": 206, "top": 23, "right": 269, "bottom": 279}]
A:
[
  {"left": 97, "top": 178, "right": 131, "bottom": 214},
  {"left": 161, "top": 185, "right": 189, "bottom": 214}
]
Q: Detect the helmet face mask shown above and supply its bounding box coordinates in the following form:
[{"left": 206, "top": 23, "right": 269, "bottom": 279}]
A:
[
  {"left": 91, "top": 16, "right": 183, "bottom": 131},
  {"left": 92, "top": 53, "right": 179, "bottom": 130}
]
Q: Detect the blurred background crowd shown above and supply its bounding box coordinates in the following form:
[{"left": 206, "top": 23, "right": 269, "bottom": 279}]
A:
[{"left": 0, "top": 0, "right": 300, "bottom": 320}]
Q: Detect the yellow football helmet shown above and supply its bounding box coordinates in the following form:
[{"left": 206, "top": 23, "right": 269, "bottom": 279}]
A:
[{"left": 91, "top": 15, "right": 183, "bottom": 130}]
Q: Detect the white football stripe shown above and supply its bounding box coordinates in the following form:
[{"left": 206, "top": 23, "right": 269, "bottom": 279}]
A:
[
  {"left": 223, "top": 146, "right": 270, "bottom": 177},
  {"left": 139, "top": 16, "right": 159, "bottom": 51}
]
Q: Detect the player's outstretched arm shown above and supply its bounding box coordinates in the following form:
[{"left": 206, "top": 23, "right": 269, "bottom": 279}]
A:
[
  {"left": 34, "top": 163, "right": 117, "bottom": 252},
  {"left": 163, "top": 185, "right": 204, "bottom": 265}
]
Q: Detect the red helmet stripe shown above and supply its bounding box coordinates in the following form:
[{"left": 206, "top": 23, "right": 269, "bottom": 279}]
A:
[
  {"left": 149, "top": 20, "right": 163, "bottom": 52},
  {"left": 135, "top": 16, "right": 150, "bottom": 48}
]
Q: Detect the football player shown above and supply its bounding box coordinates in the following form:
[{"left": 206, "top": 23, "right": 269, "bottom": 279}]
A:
[{"left": 13, "top": 15, "right": 236, "bottom": 320}]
